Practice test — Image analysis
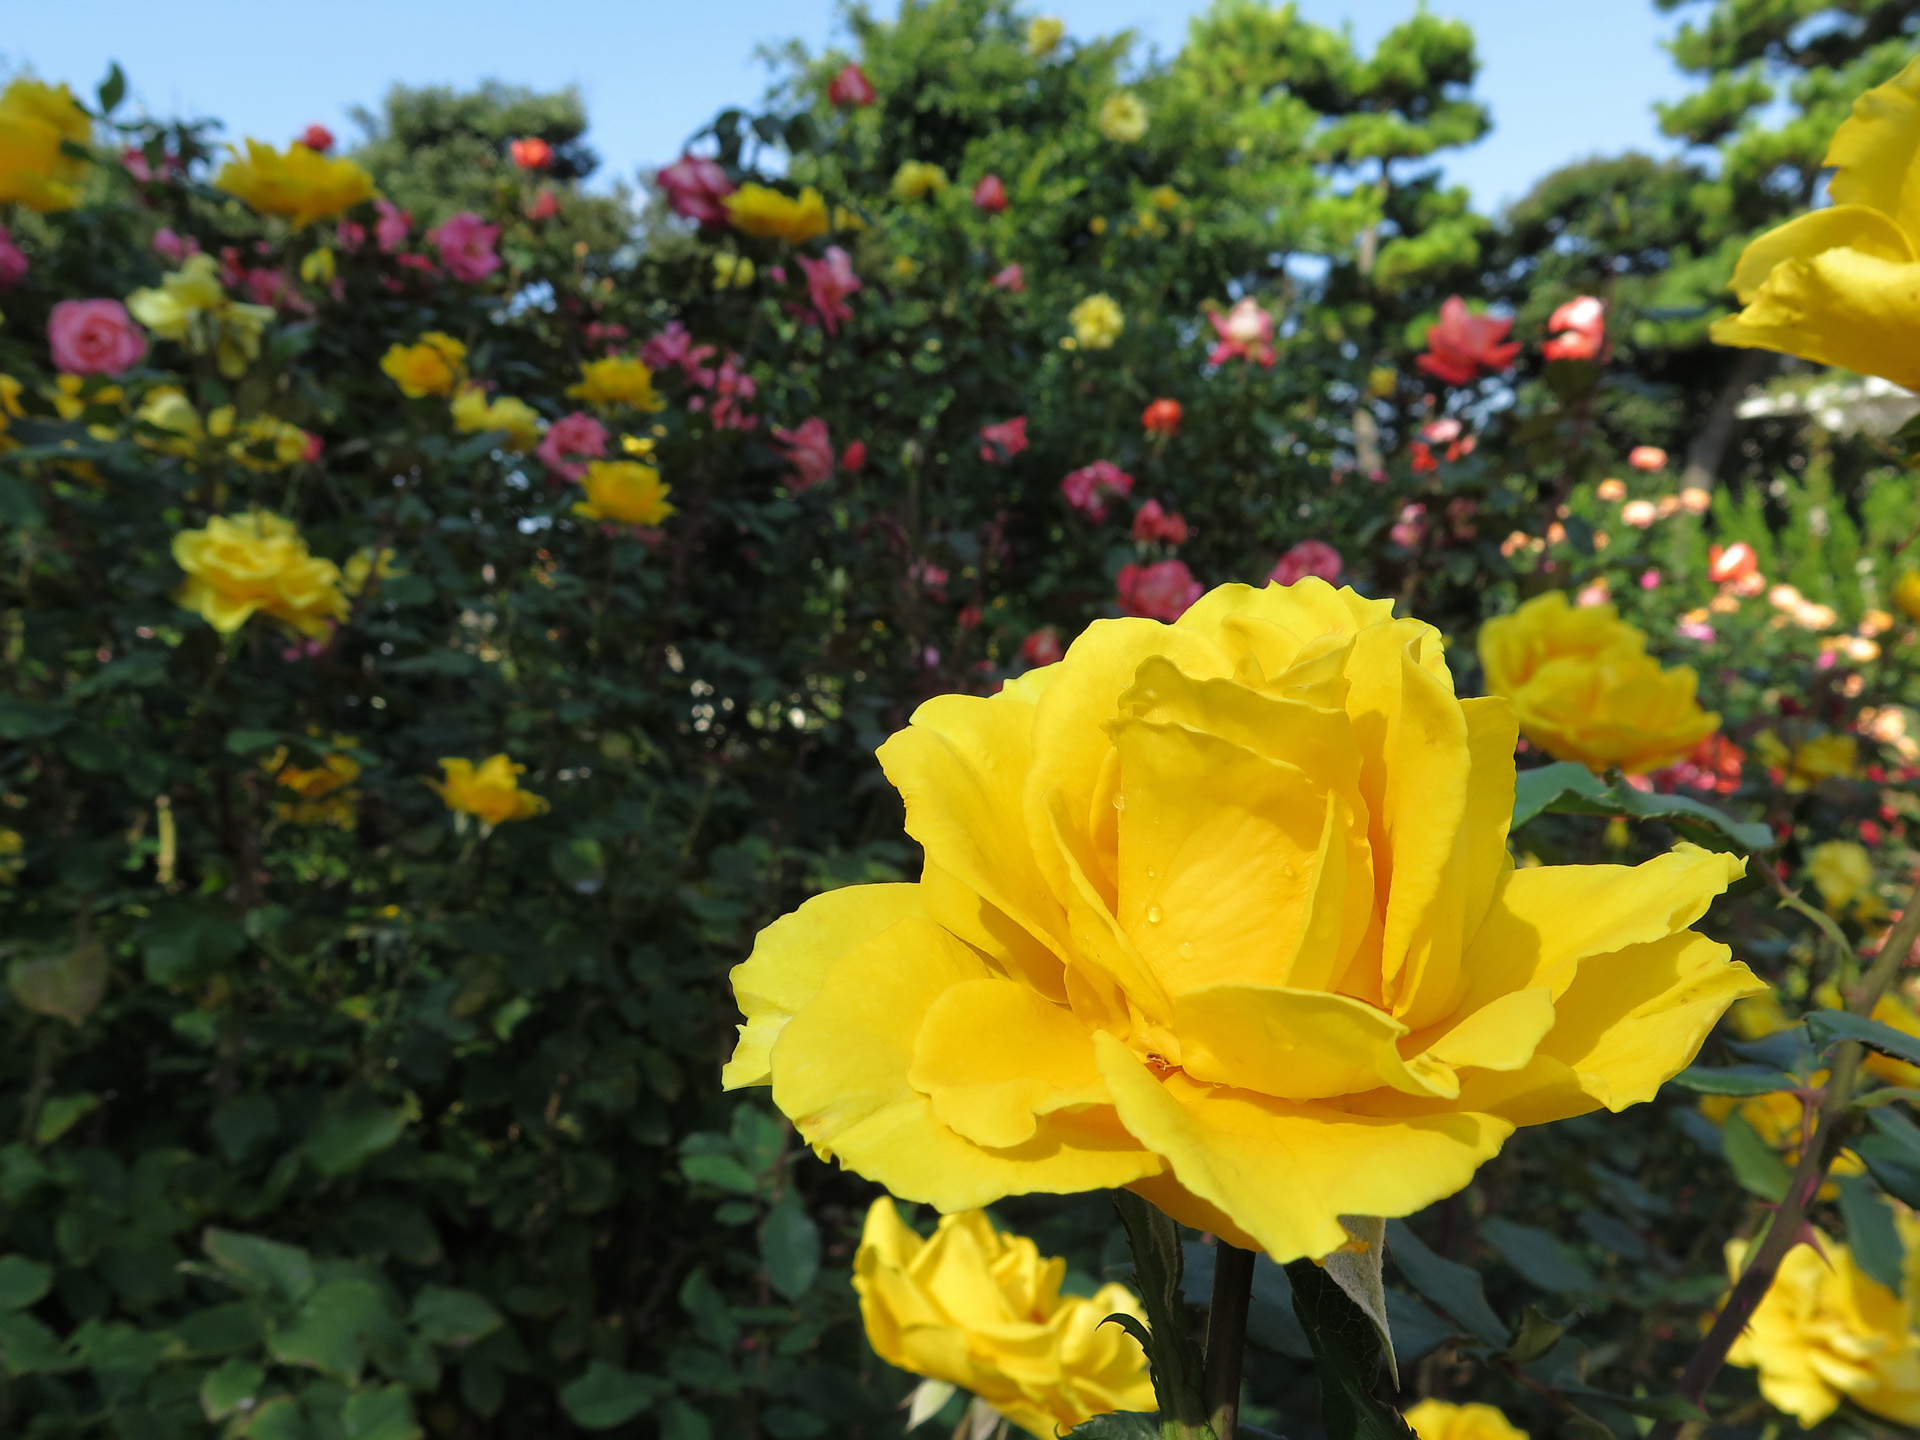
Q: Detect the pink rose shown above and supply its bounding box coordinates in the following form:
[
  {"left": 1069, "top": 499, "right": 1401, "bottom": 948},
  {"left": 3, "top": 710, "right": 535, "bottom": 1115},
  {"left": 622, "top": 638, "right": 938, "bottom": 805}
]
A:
[
  {"left": 300, "top": 124, "right": 335, "bottom": 152},
  {"left": 773, "top": 417, "right": 836, "bottom": 492},
  {"left": 909, "top": 557, "right": 948, "bottom": 598},
  {"left": 335, "top": 220, "right": 366, "bottom": 252},
  {"left": 1268, "top": 539, "right": 1343, "bottom": 587},
  {"left": 152, "top": 227, "right": 198, "bottom": 264},
  {"left": 1059, "top": 460, "right": 1134, "bottom": 520},
  {"left": 1389, "top": 502, "right": 1428, "bottom": 550},
  {"left": 1117, "top": 559, "right": 1202, "bottom": 621},
  {"left": 797, "top": 245, "right": 862, "bottom": 335},
  {"left": 990, "top": 263, "right": 1025, "bottom": 292},
  {"left": 0, "top": 226, "right": 26, "bottom": 290},
  {"left": 1021, "top": 627, "right": 1064, "bottom": 667},
  {"left": 841, "top": 440, "right": 867, "bottom": 472},
  {"left": 973, "top": 174, "right": 1007, "bottom": 213},
  {"left": 374, "top": 200, "right": 411, "bottom": 254},
  {"left": 657, "top": 154, "right": 736, "bottom": 225},
  {"left": 979, "top": 417, "right": 1028, "bottom": 463},
  {"left": 640, "top": 322, "right": 695, "bottom": 372},
  {"left": 1131, "top": 498, "right": 1188, "bottom": 545},
  {"left": 48, "top": 299, "right": 147, "bottom": 376},
  {"left": 1628, "top": 444, "right": 1668, "bottom": 471},
  {"left": 826, "top": 63, "right": 877, "bottom": 107},
  {"left": 433, "top": 212, "right": 502, "bottom": 284},
  {"left": 1207, "top": 297, "right": 1275, "bottom": 367},
  {"left": 526, "top": 190, "right": 561, "bottom": 221},
  {"left": 538, "top": 412, "right": 609, "bottom": 482},
  {"left": 1543, "top": 295, "right": 1606, "bottom": 362}
]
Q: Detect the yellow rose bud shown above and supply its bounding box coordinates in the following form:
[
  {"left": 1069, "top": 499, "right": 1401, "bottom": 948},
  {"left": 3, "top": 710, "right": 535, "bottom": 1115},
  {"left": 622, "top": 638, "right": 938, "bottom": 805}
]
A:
[
  {"left": 854, "top": 1198, "right": 1154, "bottom": 1436},
  {"left": 711, "top": 252, "right": 756, "bottom": 290},
  {"left": 427, "top": 755, "right": 548, "bottom": 829},
  {"left": 171, "top": 511, "right": 349, "bottom": 638},
  {"left": 1405, "top": 1400, "right": 1529, "bottom": 1440},
  {"left": 380, "top": 332, "right": 468, "bottom": 399},
  {"left": 1069, "top": 292, "right": 1124, "bottom": 349},
  {"left": 566, "top": 355, "right": 666, "bottom": 411},
  {"left": 571, "top": 459, "right": 675, "bottom": 526},
  {"left": 1725, "top": 1231, "right": 1920, "bottom": 1427},
  {"left": 215, "top": 138, "right": 378, "bottom": 229},
  {"left": 299, "top": 247, "right": 336, "bottom": 286},
  {"left": 723, "top": 580, "right": 1760, "bottom": 1261},
  {"left": 1479, "top": 591, "right": 1719, "bottom": 774},
  {"left": 722, "top": 183, "right": 829, "bottom": 244},
  {"left": 890, "top": 161, "right": 948, "bottom": 203}
]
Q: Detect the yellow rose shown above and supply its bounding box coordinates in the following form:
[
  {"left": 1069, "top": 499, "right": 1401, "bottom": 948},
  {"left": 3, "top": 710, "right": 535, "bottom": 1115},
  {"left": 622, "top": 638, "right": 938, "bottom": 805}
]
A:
[
  {"left": 711, "top": 252, "right": 756, "bottom": 290},
  {"left": 723, "top": 183, "right": 830, "bottom": 243},
  {"left": 215, "top": 139, "right": 378, "bottom": 229},
  {"left": 854, "top": 1198, "right": 1153, "bottom": 1438},
  {"left": 127, "top": 254, "right": 277, "bottom": 379},
  {"left": 1725, "top": 1233, "right": 1920, "bottom": 1427},
  {"left": 1897, "top": 571, "right": 1920, "bottom": 623},
  {"left": 1098, "top": 91, "right": 1149, "bottom": 143},
  {"left": 571, "top": 460, "right": 675, "bottom": 526},
  {"left": 1479, "top": 592, "right": 1719, "bottom": 774},
  {"left": 451, "top": 383, "right": 545, "bottom": 452},
  {"left": 0, "top": 79, "right": 92, "bottom": 212},
  {"left": 723, "top": 580, "right": 1760, "bottom": 1261},
  {"left": 891, "top": 161, "right": 949, "bottom": 202},
  {"left": 342, "top": 546, "right": 404, "bottom": 598},
  {"left": 1069, "top": 293, "right": 1125, "bottom": 350},
  {"left": 172, "top": 512, "right": 349, "bottom": 639},
  {"left": 135, "top": 387, "right": 204, "bottom": 456},
  {"left": 1756, "top": 729, "right": 1857, "bottom": 791},
  {"left": 380, "top": 333, "right": 468, "bottom": 399},
  {"left": 566, "top": 356, "right": 666, "bottom": 411},
  {"left": 1807, "top": 838, "right": 1878, "bottom": 916},
  {"left": 1405, "top": 1399, "right": 1528, "bottom": 1440},
  {"left": 1697, "top": 1084, "right": 1864, "bottom": 1192},
  {"left": 272, "top": 748, "right": 360, "bottom": 799},
  {"left": 299, "top": 247, "right": 336, "bottom": 286},
  {"left": 1026, "top": 16, "right": 1066, "bottom": 57},
  {"left": 428, "top": 755, "right": 548, "bottom": 827}
]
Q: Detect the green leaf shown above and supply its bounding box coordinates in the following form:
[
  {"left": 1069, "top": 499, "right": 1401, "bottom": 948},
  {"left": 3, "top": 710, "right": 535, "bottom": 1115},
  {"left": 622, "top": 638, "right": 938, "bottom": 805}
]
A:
[
  {"left": 1064, "top": 1415, "right": 1161, "bottom": 1437},
  {"left": 409, "top": 1286, "right": 503, "bottom": 1347},
  {"left": 1719, "top": 1107, "right": 1793, "bottom": 1202},
  {"left": 1510, "top": 760, "right": 1773, "bottom": 853},
  {"left": 304, "top": 1094, "right": 406, "bottom": 1177},
  {"left": 1856, "top": 1109, "right": 1920, "bottom": 1209},
  {"left": 238, "top": 1395, "right": 309, "bottom": 1440},
  {"left": 759, "top": 1192, "right": 820, "bottom": 1302},
  {"left": 1808, "top": 1011, "right": 1920, "bottom": 1072},
  {"left": 204, "top": 1227, "right": 315, "bottom": 1304},
  {"left": 342, "top": 1384, "right": 422, "bottom": 1440},
  {"left": 226, "top": 728, "right": 284, "bottom": 756},
  {"left": 1837, "top": 1176, "right": 1905, "bottom": 1294},
  {"left": 270, "top": 1279, "right": 395, "bottom": 1382},
  {"left": 177, "top": 1301, "right": 265, "bottom": 1356},
  {"left": 1385, "top": 1220, "right": 1509, "bottom": 1347},
  {"left": 0, "top": 1310, "right": 76, "bottom": 1374},
  {"left": 1562, "top": 1387, "right": 1708, "bottom": 1423},
  {"left": 96, "top": 63, "right": 126, "bottom": 114},
  {"left": 1503, "top": 1305, "right": 1570, "bottom": 1364},
  {"left": 8, "top": 939, "right": 108, "bottom": 1027},
  {"left": 200, "top": 1357, "right": 267, "bottom": 1421},
  {"left": 142, "top": 908, "right": 248, "bottom": 987},
  {"left": 1284, "top": 1257, "right": 1414, "bottom": 1440},
  {"left": 1667, "top": 1064, "right": 1796, "bottom": 1096},
  {"left": 0, "top": 1256, "right": 51, "bottom": 1312},
  {"left": 1479, "top": 1218, "right": 1599, "bottom": 1295},
  {"left": 679, "top": 1153, "right": 757, "bottom": 1194},
  {"left": 34, "top": 1092, "right": 100, "bottom": 1145},
  {"left": 558, "top": 1359, "right": 669, "bottom": 1429},
  {"left": 0, "top": 698, "right": 68, "bottom": 740}
]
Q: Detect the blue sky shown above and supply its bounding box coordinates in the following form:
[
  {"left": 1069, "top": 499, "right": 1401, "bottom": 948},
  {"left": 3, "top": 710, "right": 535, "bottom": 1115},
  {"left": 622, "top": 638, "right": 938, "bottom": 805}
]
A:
[{"left": 5, "top": 1, "right": 1696, "bottom": 210}]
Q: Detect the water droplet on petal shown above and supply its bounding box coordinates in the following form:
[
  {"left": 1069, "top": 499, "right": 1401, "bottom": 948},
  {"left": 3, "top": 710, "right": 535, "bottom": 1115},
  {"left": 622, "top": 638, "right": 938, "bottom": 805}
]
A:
[
  {"left": 1145, "top": 866, "right": 1156, "bottom": 879},
  {"left": 1178, "top": 941, "right": 1195, "bottom": 958},
  {"left": 1146, "top": 904, "right": 1163, "bottom": 924},
  {"left": 1281, "top": 862, "right": 1295, "bottom": 878}
]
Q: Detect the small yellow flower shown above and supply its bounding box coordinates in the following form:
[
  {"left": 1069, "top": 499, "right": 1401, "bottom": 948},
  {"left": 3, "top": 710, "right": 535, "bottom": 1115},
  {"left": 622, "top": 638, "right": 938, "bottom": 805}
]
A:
[
  {"left": 219, "top": 412, "right": 313, "bottom": 472},
  {"left": 566, "top": 355, "right": 666, "bottom": 411},
  {"left": 1755, "top": 729, "right": 1857, "bottom": 791},
  {"left": 428, "top": 755, "right": 548, "bottom": 828},
  {"left": 1149, "top": 184, "right": 1180, "bottom": 211},
  {"left": 723, "top": 183, "right": 830, "bottom": 243},
  {"left": 0, "top": 828, "right": 22, "bottom": 883},
  {"left": 171, "top": 511, "right": 348, "bottom": 638},
  {"left": 1069, "top": 292, "right": 1125, "bottom": 349},
  {"left": 854, "top": 1198, "right": 1153, "bottom": 1436},
  {"left": 451, "top": 383, "right": 545, "bottom": 451},
  {"left": 1026, "top": 16, "right": 1066, "bottom": 57},
  {"left": 215, "top": 139, "right": 378, "bottom": 229},
  {"left": 712, "top": 252, "right": 756, "bottom": 289},
  {"left": 620, "top": 434, "right": 656, "bottom": 458},
  {"left": 299, "top": 248, "right": 336, "bottom": 286},
  {"left": 1896, "top": 570, "right": 1920, "bottom": 623},
  {"left": 0, "top": 78, "right": 93, "bottom": 212},
  {"left": 571, "top": 460, "right": 675, "bottom": 526},
  {"left": 380, "top": 333, "right": 468, "bottom": 399},
  {"left": 1724, "top": 1231, "right": 1920, "bottom": 1427},
  {"left": 1097, "top": 91, "right": 1149, "bottom": 143},
  {"left": 268, "top": 739, "right": 361, "bottom": 827},
  {"left": 891, "top": 161, "right": 948, "bottom": 202},
  {"left": 1807, "top": 838, "right": 1880, "bottom": 916},
  {"left": 1405, "top": 1400, "right": 1529, "bottom": 1440},
  {"left": 891, "top": 254, "right": 917, "bottom": 280},
  {"left": 1478, "top": 591, "right": 1719, "bottom": 774},
  {"left": 342, "top": 546, "right": 404, "bottom": 598},
  {"left": 127, "top": 254, "right": 276, "bottom": 379},
  {"left": 135, "top": 387, "right": 203, "bottom": 456}
]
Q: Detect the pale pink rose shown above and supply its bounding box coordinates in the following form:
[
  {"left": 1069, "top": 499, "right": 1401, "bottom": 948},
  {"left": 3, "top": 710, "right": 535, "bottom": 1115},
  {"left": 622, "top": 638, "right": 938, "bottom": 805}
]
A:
[
  {"left": 48, "top": 299, "right": 147, "bottom": 376},
  {"left": 773, "top": 417, "right": 836, "bottom": 492},
  {"left": 538, "top": 412, "right": 609, "bottom": 482},
  {"left": 1131, "top": 498, "right": 1188, "bottom": 545},
  {"left": 335, "top": 220, "right": 366, "bottom": 252},
  {"left": 640, "top": 322, "right": 695, "bottom": 371},
  {"left": 433, "top": 212, "right": 502, "bottom": 284},
  {"left": 1117, "top": 559, "right": 1202, "bottom": 621},
  {"left": 1543, "top": 295, "right": 1606, "bottom": 361},
  {"left": 979, "top": 417, "right": 1028, "bottom": 462},
  {"left": 656, "top": 154, "right": 736, "bottom": 225},
  {"left": 374, "top": 200, "right": 411, "bottom": 254},
  {"left": 1389, "top": 502, "right": 1428, "bottom": 549},
  {"left": 1640, "top": 568, "right": 1662, "bottom": 590},
  {"left": 1060, "top": 460, "right": 1133, "bottom": 519},
  {"left": 1021, "top": 627, "right": 1064, "bottom": 667},
  {"left": 909, "top": 558, "right": 948, "bottom": 598},
  {"left": 152, "top": 227, "right": 198, "bottom": 264},
  {"left": 1268, "top": 539, "right": 1343, "bottom": 587},
  {"left": 1677, "top": 618, "right": 1716, "bottom": 643},
  {"left": 1421, "top": 417, "right": 1462, "bottom": 444},
  {"left": 973, "top": 174, "right": 1008, "bottom": 213},
  {"left": 701, "top": 352, "right": 758, "bottom": 431},
  {"left": 990, "top": 263, "right": 1025, "bottom": 292},
  {"left": 1628, "top": 444, "right": 1668, "bottom": 471},
  {"left": 1208, "top": 297, "right": 1275, "bottom": 367},
  {"left": 0, "top": 226, "right": 26, "bottom": 290},
  {"left": 797, "top": 246, "right": 862, "bottom": 334},
  {"left": 1576, "top": 580, "right": 1611, "bottom": 608}
]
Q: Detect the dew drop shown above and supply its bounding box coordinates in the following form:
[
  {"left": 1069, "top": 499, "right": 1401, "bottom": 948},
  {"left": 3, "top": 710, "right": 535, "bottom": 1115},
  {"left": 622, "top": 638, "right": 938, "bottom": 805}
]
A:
[
  {"left": 1281, "top": 862, "right": 1295, "bottom": 878},
  {"left": 1145, "top": 866, "right": 1157, "bottom": 879},
  {"left": 1113, "top": 792, "right": 1127, "bottom": 810},
  {"left": 1146, "top": 904, "right": 1163, "bottom": 924},
  {"left": 1178, "top": 942, "right": 1195, "bottom": 958}
]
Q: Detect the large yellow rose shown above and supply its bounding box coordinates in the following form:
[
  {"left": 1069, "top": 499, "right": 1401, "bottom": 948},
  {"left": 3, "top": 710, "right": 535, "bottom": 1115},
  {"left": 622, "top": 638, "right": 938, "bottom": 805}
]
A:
[
  {"left": 0, "top": 78, "right": 92, "bottom": 212},
  {"left": 566, "top": 356, "right": 667, "bottom": 411},
  {"left": 1711, "top": 57, "right": 1920, "bottom": 387},
  {"left": 855, "top": 1198, "right": 1153, "bottom": 1438},
  {"left": 1404, "top": 1399, "right": 1528, "bottom": 1440},
  {"left": 172, "top": 512, "right": 349, "bottom": 638},
  {"left": 571, "top": 460, "right": 675, "bottom": 526},
  {"left": 1726, "top": 1233, "right": 1920, "bottom": 1427},
  {"left": 215, "top": 139, "right": 377, "bottom": 229},
  {"left": 723, "top": 183, "right": 830, "bottom": 244},
  {"left": 1479, "top": 592, "right": 1719, "bottom": 774},
  {"left": 725, "top": 580, "right": 1760, "bottom": 1262}
]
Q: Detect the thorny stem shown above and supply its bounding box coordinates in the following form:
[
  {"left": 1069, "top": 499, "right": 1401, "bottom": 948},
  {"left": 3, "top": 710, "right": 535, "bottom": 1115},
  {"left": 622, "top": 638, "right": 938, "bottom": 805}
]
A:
[{"left": 1646, "top": 870, "right": 1920, "bottom": 1440}]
